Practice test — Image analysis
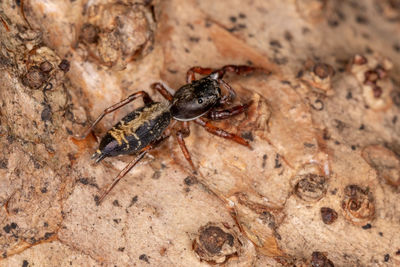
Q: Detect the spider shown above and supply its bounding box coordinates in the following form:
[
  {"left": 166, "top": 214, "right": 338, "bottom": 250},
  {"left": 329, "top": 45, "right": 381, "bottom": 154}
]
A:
[{"left": 80, "top": 65, "right": 265, "bottom": 204}]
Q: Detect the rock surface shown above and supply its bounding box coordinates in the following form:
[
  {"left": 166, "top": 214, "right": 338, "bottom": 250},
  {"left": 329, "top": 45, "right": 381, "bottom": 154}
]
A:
[{"left": 1, "top": 0, "right": 400, "bottom": 266}]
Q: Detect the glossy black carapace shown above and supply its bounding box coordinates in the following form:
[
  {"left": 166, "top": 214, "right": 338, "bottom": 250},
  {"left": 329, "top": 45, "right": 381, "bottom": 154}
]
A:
[{"left": 81, "top": 65, "right": 265, "bottom": 204}]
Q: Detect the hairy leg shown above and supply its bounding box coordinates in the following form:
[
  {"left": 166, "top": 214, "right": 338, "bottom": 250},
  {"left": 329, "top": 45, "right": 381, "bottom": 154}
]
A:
[
  {"left": 175, "top": 122, "right": 196, "bottom": 173},
  {"left": 207, "top": 101, "right": 252, "bottom": 120},
  {"left": 194, "top": 118, "right": 251, "bottom": 148},
  {"left": 80, "top": 91, "right": 153, "bottom": 139},
  {"left": 95, "top": 135, "right": 168, "bottom": 205},
  {"left": 151, "top": 82, "right": 173, "bottom": 102}
]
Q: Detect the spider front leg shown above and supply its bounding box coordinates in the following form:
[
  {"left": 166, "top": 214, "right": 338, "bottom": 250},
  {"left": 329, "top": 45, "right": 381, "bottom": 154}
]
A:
[
  {"left": 151, "top": 82, "right": 173, "bottom": 102},
  {"left": 207, "top": 101, "right": 252, "bottom": 120},
  {"left": 80, "top": 91, "right": 153, "bottom": 139},
  {"left": 186, "top": 67, "right": 214, "bottom": 83},
  {"left": 187, "top": 64, "right": 268, "bottom": 83},
  {"left": 194, "top": 118, "right": 251, "bottom": 148},
  {"left": 213, "top": 65, "right": 267, "bottom": 79}
]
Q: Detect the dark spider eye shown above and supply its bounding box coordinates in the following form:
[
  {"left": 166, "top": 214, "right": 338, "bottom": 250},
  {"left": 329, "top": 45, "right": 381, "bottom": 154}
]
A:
[{"left": 197, "top": 98, "right": 203, "bottom": 104}]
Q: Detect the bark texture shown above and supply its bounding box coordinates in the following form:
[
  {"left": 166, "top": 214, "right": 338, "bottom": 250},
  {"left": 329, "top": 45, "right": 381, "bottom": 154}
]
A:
[{"left": 1, "top": 0, "right": 400, "bottom": 266}]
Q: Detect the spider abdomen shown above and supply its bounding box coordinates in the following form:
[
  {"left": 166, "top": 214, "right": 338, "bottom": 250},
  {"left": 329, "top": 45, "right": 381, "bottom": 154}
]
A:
[{"left": 93, "top": 102, "right": 171, "bottom": 162}]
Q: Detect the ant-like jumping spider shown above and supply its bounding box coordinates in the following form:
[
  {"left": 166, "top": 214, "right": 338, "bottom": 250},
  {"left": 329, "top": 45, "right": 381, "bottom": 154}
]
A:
[{"left": 80, "top": 65, "right": 265, "bottom": 204}]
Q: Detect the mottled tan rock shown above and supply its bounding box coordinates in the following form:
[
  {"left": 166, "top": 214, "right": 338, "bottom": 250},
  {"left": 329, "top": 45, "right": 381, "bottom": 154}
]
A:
[{"left": 1, "top": 0, "right": 400, "bottom": 266}]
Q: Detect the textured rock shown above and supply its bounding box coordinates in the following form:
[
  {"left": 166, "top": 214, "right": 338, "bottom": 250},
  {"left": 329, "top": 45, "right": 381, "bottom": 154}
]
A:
[{"left": 1, "top": 0, "right": 400, "bottom": 266}]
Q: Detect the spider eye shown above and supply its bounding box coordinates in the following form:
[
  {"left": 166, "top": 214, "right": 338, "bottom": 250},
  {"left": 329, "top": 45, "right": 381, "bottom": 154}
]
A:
[{"left": 197, "top": 98, "right": 203, "bottom": 104}]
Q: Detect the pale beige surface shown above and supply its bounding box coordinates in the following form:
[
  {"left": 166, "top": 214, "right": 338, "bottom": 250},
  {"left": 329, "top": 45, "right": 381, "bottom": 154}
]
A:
[{"left": 1, "top": 0, "right": 400, "bottom": 266}]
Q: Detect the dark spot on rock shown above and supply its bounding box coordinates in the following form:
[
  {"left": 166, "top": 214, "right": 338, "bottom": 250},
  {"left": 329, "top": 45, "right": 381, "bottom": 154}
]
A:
[
  {"left": 112, "top": 200, "right": 121, "bottom": 207},
  {"left": 39, "top": 61, "right": 53, "bottom": 72},
  {"left": 128, "top": 195, "right": 138, "bottom": 207},
  {"left": 113, "top": 219, "right": 121, "bottom": 224},
  {"left": 284, "top": 31, "right": 293, "bottom": 42},
  {"left": 238, "top": 13, "right": 246, "bottom": 19},
  {"left": 328, "top": 19, "right": 339, "bottom": 27},
  {"left": 393, "top": 43, "right": 400, "bottom": 53},
  {"left": 3, "top": 224, "right": 11, "bottom": 233},
  {"left": 228, "top": 26, "right": 238, "bottom": 32},
  {"left": 41, "top": 187, "right": 47, "bottom": 193},
  {"left": 346, "top": 91, "right": 352, "bottom": 99},
  {"left": 58, "top": 59, "right": 70, "bottom": 72},
  {"left": 22, "top": 260, "right": 29, "bottom": 267},
  {"left": 320, "top": 207, "right": 338, "bottom": 224},
  {"left": 44, "top": 222, "right": 48, "bottom": 227},
  {"left": 311, "top": 251, "right": 334, "bottom": 267},
  {"left": 334, "top": 119, "right": 347, "bottom": 132},
  {"left": 379, "top": 232, "right": 383, "bottom": 236},
  {"left": 384, "top": 254, "right": 390, "bottom": 262},
  {"left": 302, "top": 27, "right": 310, "bottom": 34},
  {"left": 391, "top": 90, "right": 400, "bottom": 107},
  {"left": 362, "top": 223, "right": 372, "bottom": 229},
  {"left": 241, "top": 131, "right": 253, "bottom": 141},
  {"left": 139, "top": 254, "right": 149, "bottom": 263},
  {"left": 44, "top": 232, "right": 54, "bottom": 239},
  {"left": 359, "top": 124, "right": 365, "bottom": 130},
  {"left": 186, "top": 23, "right": 194, "bottom": 30},
  {"left": 323, "top": 129, "right": 330, "bottom": 140},
  {"left": 273, "top": 56, "right": 288, "bottom": 65},
  {"left": 80, "top": 23, "right": 100, "bottom": 44},
  {"left": 189, "top": 36, "right": 200, "bottom": 43},
  {"left": 0, "top": 159, "right": 8, "bottom": 169},
  {"left": 297, "top": 70, "right": 304, "bottom": 78},
  {"left": 262, "top": 154, "right": 267, "bottom": 168},
  {"left": 152, "top": 170, "right": 161, "bottom": 179},
  {"left": 355, "top": 15, "right": 368, "bottom": 24},
  {"left": 259, "top": 211, "right": 276, "bottom": 229},
  {"left": 199, "top": 226, "right": 234, "bottom": 254},
  {"left": 78, "top": 177, "right": 89, "bottom": 185},
  {"left": 184, "top": 176, "right": 197, "bottom": 186},
  {"left": 229, "top": 16, "right": 237, "bottom": 23},
  {"left": 118, "top": 247, "right": 125, "bottom": 252},
  {"left": 41, "top": 105, "right": 52, "bottom": 121},
  {"left": 269, "top": 40, "right": 282, "bottom": 48},
  {"left": 351, "top": 145, "right": 356, "bottom": 151},
  {"left": 274, "top": 154, "right": 282, "bottom": 168},
  {"left": 304, "top": 143, "right": 315, "bottom": 148}
]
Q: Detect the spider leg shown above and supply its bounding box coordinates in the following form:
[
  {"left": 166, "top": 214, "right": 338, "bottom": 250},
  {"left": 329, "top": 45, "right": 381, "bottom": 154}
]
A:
[
  {"left": 213, "top": 65, "right": 266, "bottom": 79},
  {"left": 218, "top": 79, "right": 237, "bottom": 104},
  {"left": 194, "top": 118, "right": 251, "bottom": 148},
  {"left": 80, "top": 91, "right": 153, "bottom": 139},
  {"left": 207, "top": 101, "right": 252, "bottom": 120},
  {"left": 95, "top": 135, "right": 169, "bottom": 205},
  {"left": 96, "top": 150, "right": 147, "bottom": 205},
  {"left": 175, "top": 121, "right": 196, "bottom": 173},
  {"left": 186, "top": 64, "right": 267, "bottom": 83},
  {"left": 186, "top": 67, "right": 214, "bottom": 83},
  {"left": 151, "top": 82, "right": 173, "bottom": 102}
]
